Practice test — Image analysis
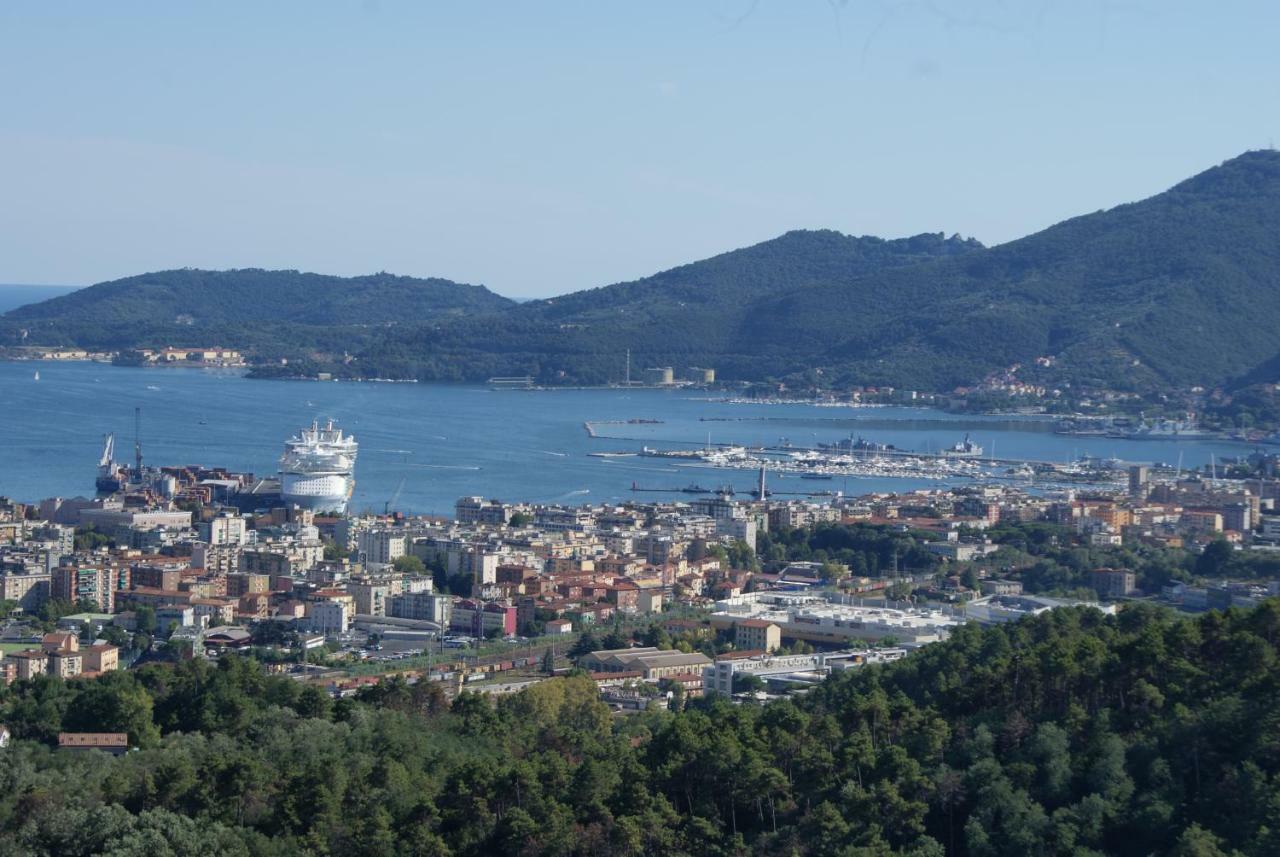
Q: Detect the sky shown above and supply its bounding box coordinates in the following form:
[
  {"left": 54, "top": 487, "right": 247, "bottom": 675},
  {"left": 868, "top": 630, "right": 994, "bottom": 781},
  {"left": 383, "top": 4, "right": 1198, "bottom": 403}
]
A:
[{"left": 1, "top": 2, "right": 1277, "bottom": 298}]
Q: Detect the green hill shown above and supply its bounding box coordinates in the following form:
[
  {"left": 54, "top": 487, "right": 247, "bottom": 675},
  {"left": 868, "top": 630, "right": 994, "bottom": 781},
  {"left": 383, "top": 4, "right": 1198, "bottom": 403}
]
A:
[
  {"left": 0, "top": 268, "right": 512, "bottom": 353},
  {"left": 7, "top": 151, "right": 1280, "bottom": 393},
  {"left": 357, "top": 150, "right": 1280, "bottom": 391},
  {"left": 736, "top": 148, "right": 1280, "bottom": 391},
  {"left": 353, "top": 230, "right": 984, "bottom": 383}
]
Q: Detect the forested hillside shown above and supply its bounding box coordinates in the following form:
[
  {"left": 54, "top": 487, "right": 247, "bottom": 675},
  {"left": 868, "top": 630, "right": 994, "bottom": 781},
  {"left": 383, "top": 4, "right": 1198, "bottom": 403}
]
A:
[
  {"left": 1, "top": 602, "right": 1277, "bottom": 856},
  {"left": 0, "top": 268, "right": 512, "bottom": 354},
  {"left": 7, "top": 151, "right": 1280, "bottom": 394},
  {"left": 357, "top": 150, "right": 1280, "bottom": 390}
]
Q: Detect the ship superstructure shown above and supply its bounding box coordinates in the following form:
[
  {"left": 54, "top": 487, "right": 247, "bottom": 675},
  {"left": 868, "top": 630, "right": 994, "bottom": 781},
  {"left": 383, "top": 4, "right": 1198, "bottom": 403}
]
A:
[
  {"left": 279, "top": 419, "right": 358, "bottom": 513},
  {"left": 943, "top": 433, "right": 984, "bottom": 458},
  {"left": 96, "top": 433, "right": 125, "bottom": 493}
]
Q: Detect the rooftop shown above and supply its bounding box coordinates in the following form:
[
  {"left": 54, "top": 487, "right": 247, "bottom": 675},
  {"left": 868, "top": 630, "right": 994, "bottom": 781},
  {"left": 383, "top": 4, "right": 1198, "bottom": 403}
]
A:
[{"left": 58, "top": 732, "right": 128, "bottom": 749}]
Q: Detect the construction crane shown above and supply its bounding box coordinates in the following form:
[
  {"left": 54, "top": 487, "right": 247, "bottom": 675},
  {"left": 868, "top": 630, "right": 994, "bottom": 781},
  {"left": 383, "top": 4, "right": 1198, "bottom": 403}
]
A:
[{"left": 385, "top": 476, "right": 406, "bottom": 515}]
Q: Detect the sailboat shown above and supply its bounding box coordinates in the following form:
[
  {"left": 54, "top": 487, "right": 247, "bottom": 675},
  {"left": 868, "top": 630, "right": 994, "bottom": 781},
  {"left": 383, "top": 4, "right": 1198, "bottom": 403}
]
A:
[{"left": 33, "top": 370, "right": 39, "bottom": 381}]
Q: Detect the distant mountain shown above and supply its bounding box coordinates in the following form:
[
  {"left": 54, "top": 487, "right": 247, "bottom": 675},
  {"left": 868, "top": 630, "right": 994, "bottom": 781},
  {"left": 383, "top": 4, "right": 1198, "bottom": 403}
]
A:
[
  {"left": 0, "top": 268, "right": 512, "bottom": 353},
  {"left": 0, "top": 284, "right": 80, "bottom": 315},
  {"left": 357, "top": 231, "right": 985, "bottom": 383},
  {"left": 731, "top": 149, "right": 1280, "bottom": 391},
  {"left": 356, "top": 150, "right": 1280, "bottom": 391},
  {"left": 526, "top": 230, "right": 983, "bottom": 322},
  {"left": 9, "top": 151, "right": 1280, "bottom": 394}
]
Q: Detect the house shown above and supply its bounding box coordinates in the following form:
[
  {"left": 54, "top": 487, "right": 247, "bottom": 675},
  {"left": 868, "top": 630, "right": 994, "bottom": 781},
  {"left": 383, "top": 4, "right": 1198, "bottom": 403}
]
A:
[
  {"left": 49, "top": 648, "right": 82, "bottom": 679},
  {"left": 733, "top": 619, "right": 781, "bottom": 653},
  {"left": 57, "top": 732, "right": 128, "bottom": 755},
  {"left": 544, "top": 618, "right": 573, "bottom": 635},
  {"left": 7, "top": 650, "right": 48, "bottom": 681},
  {"left": 661, "top": 672, "right": 705, "bottom": 699},
  {"left": 1091, "top": 568, "right": 1138, "bottom": 598},
  {"left": 190, "top": 597, "right": 237, "bottom": 626},
  {"left": 41, "top": 632, "right": 78, "bottom": 654},
  {"left": 81, "top": 644, "right": 119, "bottom": 674},
  {"left": 637, "top": 588, "right": 664, "bottom": 613},
  {"left": 979, "top": 579, "right": 1023, "bottom": 597}
]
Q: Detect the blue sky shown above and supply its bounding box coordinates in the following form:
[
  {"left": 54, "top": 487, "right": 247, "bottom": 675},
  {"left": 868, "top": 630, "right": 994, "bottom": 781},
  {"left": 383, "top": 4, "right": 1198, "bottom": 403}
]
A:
[{"left": 1, "top": 1, "right": 1276, "bottom": 297}]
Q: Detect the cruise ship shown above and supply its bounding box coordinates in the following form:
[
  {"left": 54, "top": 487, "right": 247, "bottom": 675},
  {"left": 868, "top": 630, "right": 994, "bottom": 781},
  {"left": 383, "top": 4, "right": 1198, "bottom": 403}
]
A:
[{"left": 279, "top": 420, "right": 358, "bottom": 513}]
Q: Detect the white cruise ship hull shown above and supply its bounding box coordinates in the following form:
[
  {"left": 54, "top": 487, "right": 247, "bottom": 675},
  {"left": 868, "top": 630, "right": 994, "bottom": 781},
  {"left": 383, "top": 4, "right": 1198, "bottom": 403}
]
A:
[{"left": 280, "top": 472, "right": 353, "bottom": 514}]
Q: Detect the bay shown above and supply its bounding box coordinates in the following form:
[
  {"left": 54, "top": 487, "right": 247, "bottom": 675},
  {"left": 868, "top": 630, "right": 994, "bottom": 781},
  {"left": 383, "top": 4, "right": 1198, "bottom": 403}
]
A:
[{"left": 0, "top": 361, "right": 1254, "bottom": 515}]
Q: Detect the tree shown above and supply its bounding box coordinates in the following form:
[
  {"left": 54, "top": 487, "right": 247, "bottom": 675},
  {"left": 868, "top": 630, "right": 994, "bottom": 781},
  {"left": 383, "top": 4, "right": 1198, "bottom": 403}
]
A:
[
  {"left": 600, "top": 629, "right": 629, "bottom": 651},
  {"left": 820, "top": 561, "right": 850, "bottom": 583},
  {"left": 392, "top": 555, "right": 427, "bottom": 576},
  {"left": 1170, "top": 824, "right": 1241, "bottom": 857},
  {"left": 667, "top": 681, "right": 686, "bottom": 713},
  {"left": 643, "top": 625, "right": 672, "bottom": 649},
  {"left": 323, "top": 538, "right": 350, "bottom": 561},
  {"left": 134, "top": 604, "right": 157, "bottom": 634},
  {"left": 568, "top": 631, "right": 600, "bottom": 659},
  {"left": 62, "top": 671, "right": 161, "bottom": 748},
  {"left": 541, "top": 648, "right": 557, "bottom": 674},
  {"left": 1196, "top": 540, "right": 1234, "bottom": 578}
]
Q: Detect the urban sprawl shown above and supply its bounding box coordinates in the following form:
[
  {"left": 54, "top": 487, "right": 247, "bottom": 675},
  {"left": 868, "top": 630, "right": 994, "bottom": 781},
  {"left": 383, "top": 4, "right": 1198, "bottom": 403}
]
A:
[{"left": 2, "top": 447, "right": 1279, "bottom": 753}]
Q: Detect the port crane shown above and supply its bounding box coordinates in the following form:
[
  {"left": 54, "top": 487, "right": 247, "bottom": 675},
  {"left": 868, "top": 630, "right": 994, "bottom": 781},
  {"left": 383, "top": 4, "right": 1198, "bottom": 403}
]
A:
[{"left": 385, "top": 476, "right": 406, "bottom": 515}]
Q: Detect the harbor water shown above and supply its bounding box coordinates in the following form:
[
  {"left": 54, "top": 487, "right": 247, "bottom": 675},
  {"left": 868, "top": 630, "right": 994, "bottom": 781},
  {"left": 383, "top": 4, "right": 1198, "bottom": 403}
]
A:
[{"left": 0, "top": 361, "right": 1258, "bottom": 515}]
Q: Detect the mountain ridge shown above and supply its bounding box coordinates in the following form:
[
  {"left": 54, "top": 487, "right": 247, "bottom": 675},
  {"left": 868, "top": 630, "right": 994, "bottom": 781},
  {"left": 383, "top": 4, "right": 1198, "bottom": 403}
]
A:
[
  {"left": 0, "top": 267, "right": 513, "bottom": 354},
  {"left": 5, "top": 150, "right": 1280, "bottom": 395}
]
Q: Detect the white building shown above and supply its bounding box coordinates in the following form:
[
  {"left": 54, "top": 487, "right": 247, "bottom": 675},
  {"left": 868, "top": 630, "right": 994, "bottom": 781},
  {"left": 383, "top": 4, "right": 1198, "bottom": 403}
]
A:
[
  {"left": 200, "top": 513, "right": 248, "bottom": 546},
  {"left": 358, "top": 530, "right": 407, "bottom": 567},
  {"left": 308, "top": 601, "right": 352, "bottom": 635},
  {"left": 963, "top": 594, "right": 1117, "bottom": 625},
  {"left": 710, "top": 592, "right": 962, "bottom": 647},
  {"left": 387, "top": 591, "right": 452, "bottom": 626},
  {"left": 702, "top": 649, "right": 906, "bottom": 696}
]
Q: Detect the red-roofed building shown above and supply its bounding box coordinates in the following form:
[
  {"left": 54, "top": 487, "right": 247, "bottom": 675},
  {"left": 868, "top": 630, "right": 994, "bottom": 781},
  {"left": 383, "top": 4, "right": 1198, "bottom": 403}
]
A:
[{"left": 58, "top": 732, "right": 128, "bottom": 755}]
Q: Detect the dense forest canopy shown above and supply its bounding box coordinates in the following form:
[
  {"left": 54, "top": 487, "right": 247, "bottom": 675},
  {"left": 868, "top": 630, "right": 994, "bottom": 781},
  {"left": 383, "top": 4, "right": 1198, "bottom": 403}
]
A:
[{"left": 1, "top": 601, "right": 1278, "bottom": 856}]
